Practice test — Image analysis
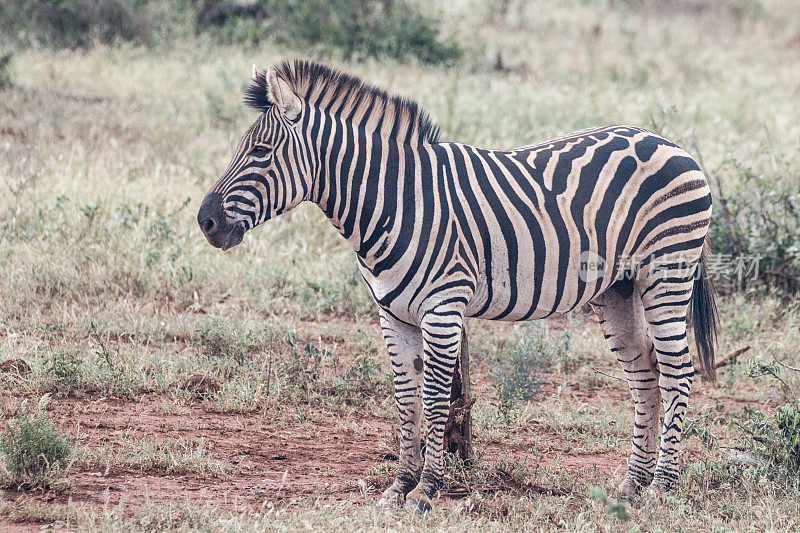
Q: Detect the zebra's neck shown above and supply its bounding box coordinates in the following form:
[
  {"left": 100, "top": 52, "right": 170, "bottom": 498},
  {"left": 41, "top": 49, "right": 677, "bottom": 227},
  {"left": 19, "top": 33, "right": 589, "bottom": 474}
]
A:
[{"left": 308, "top": 109, "right": 434, "bottom": 262}]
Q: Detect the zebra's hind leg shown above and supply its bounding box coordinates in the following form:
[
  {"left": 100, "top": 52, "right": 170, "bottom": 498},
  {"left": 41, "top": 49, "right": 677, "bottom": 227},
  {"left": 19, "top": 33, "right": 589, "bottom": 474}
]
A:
[
  {"left": 376, "top": 311, "right": 424, "bottom": 508},
  {"left": 592, "top": 277, "right": 660, "bottom": 497},
  {"left": 637, "top": 262, "right": 697, "bottom": 492}
]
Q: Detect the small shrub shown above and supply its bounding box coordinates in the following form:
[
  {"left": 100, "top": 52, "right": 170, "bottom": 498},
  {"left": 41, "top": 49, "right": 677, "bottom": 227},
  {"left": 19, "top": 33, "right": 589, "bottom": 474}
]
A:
[
  {"left": 198, "top": 320, "right": 271, "bottom": 364},
  {"left": 277, "top": 333, "right": 390, "bottom": 405},
  {"left": 588, "top": 486, "right": 630, "bottom": 522},
  {"left": 737, "top": 404, "right": 800, "bottom": 474},
  {"left": 0, "top": 414, "right": 72, "bottom": 489},
  {"left": 683, "top": 417, "right": 719, "bottom": 451},
  {"left": 486, "top": 324, "right": 568, "bottom": 411},
  {"left": 44, "top": 349, "right": 84, "bottom": 395},
  {"left": 737, "top": 358, "right": 800, "bottom": 474},
  {"left": 332, "top": 337, "right": 391, "bottom": 400},
  {"left": 302, "top": 281, "right": 341, "bottom": 314},
  {"left": 708, "top": 156, "right": 800, "bottom": 294}
]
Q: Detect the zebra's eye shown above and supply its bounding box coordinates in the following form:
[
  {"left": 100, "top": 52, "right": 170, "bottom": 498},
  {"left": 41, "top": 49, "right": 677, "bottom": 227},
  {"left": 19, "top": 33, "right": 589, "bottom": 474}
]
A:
[{"left": 249, "top": 145, "right": 271, "bottom": 158}]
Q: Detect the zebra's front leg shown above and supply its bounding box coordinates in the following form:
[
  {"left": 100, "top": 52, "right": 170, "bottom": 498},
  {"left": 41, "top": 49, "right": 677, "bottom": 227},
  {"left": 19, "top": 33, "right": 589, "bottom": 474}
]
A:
[
  {"left": 405, "top": 307, "right": 464, "bottom": 514},
  {"left": 376, "top": 312, "right": 424, "bottom": 507}
]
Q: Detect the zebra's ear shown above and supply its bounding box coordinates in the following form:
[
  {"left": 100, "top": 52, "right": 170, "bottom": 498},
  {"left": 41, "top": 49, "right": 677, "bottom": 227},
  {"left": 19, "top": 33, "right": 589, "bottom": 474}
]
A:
[{"left": 266, "top": 65, "right": 301, "bottom": 121}]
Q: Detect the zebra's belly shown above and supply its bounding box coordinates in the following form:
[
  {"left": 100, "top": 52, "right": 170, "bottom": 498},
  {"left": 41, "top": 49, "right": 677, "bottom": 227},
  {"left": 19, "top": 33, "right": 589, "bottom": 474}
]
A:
[{"left": 465, "top": 250, "right": 613, "bottom": 321}]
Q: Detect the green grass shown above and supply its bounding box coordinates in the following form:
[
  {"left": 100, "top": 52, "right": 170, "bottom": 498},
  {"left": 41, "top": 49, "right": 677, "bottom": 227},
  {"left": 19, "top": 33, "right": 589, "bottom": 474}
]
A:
[
  {"left": 0, "top": 414, "right": 73, "bottom": 489},
  {"left": 0, "top": 0, "right": 799, "bottom": 530},
  {"left": 81, "top": 435, "right": 228, "bottom": 477}
]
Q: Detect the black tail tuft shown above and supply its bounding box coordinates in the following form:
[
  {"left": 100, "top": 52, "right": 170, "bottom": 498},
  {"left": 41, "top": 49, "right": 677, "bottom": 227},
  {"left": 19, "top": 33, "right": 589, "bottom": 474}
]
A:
[{"left": 690, "top": 240, "right": 720, "bottom": 383}]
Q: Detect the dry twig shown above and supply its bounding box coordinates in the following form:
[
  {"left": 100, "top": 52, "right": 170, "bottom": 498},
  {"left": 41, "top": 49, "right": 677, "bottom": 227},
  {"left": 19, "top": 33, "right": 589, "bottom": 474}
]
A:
[
  {"left": 591, "top": 366, "right": 626, "bottom": 382},
  {"left": 715, "top": 345, "right": 751, "bottom": 368}
]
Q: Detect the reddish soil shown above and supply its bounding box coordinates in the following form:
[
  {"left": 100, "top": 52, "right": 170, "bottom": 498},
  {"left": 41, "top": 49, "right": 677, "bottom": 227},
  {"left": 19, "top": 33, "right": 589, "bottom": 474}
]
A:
[
  {"left": 0, "top": 318, "right": 756, "bottom": 529},
  {"left": 0, "top": 389, "right": 628, "bottom": 528},
  {"left": 17, "top": 396, "right": 396, "bottom": 505}
]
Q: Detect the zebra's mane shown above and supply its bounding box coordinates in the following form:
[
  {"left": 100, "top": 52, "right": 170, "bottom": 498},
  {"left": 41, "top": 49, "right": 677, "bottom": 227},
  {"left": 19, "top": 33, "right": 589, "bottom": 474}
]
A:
[{"left": 244, "top": 59, "right": 441, "bottom": 145}]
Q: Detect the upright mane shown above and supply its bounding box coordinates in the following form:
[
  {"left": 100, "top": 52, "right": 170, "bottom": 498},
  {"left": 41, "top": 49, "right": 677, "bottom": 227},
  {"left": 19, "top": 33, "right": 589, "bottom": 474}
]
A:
[{"left": 244, "top": 59, "right": 441, "bottom": 145}]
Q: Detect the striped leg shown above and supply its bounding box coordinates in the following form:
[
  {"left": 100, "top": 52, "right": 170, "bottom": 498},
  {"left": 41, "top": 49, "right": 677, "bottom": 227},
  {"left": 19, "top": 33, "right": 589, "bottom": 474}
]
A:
[
  {"left": 638, "top": 263, "right": 696, "bottom": 492},
  {"left": 592, "top": 279, "right": 660, "bottom": 496},
  {"left": 377, "top": 312, "right": 424, "bottom": 507},
  {"left": 405, "top": 306, "right": 464, "bottom": 513}
]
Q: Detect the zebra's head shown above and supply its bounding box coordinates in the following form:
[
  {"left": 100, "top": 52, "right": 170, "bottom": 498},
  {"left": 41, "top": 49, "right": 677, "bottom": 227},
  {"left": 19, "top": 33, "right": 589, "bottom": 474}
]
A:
[{"left": 198, "top": 65, "right": 310, "bottom": 250}]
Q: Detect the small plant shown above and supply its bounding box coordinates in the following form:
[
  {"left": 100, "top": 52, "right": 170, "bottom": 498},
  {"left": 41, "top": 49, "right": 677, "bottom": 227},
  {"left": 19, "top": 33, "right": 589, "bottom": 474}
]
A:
[
  {"left": 589, "top": 486, "right": 631, "bottom": 522},
  {"left": 707, "top": 154, "right": 800, "bottom": 294},
  {"left": 746, "top": 357, "right": 798, "bottom": 405},
  {"left": 199, "top": 322, "right": 250, "bottom": 363},
  {"left": 486, "top": 323, "right": 568, "bottom": 420},
  {"left": 683, "top": 417, "right": 719, "bottom": 451},
  {"left": 197, "top": 319, "right": 274, "bottom": 366},
  {"left": 736, "top": 356, "right": 800, "bottom": 474},
  {"left": 736, "top": 404, "right": 800, "bottom": 474},
  {"left": 774, "top": 405, "right": 800, "bottom": 469},
  {"left": 277, "top": 333, "right": 390, "bottom": 405},
  {"left": 44, "top": 349, "right": 84, "bottom": 395},
  {"left": 0, "top": 414, "right": 72, "bottom": 489}
]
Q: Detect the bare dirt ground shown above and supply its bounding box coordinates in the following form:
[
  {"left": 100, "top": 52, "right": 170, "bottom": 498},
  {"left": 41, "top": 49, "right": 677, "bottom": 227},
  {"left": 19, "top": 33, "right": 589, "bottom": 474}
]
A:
[{"left": 0, "top": 318, "right": 758, "bottom": 530}]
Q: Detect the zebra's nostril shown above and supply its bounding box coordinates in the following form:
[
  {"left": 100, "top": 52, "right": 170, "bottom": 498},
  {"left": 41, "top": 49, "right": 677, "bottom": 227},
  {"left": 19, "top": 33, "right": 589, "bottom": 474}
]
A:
[{"left": 201, "top": 217, "right": 217, "bottom": 236}]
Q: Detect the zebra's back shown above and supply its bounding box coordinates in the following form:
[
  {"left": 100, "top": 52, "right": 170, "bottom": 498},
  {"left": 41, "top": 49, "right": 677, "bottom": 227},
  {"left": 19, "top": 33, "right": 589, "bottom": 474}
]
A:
[{"left": 434, "top": 125, "right": 712, "bottom": 321}]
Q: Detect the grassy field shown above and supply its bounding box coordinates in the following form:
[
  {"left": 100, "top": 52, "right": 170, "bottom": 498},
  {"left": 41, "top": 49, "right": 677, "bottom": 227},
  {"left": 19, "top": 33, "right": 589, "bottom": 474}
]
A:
[{"left": 1, "top": 0, "right": 800, "bottom": 530}]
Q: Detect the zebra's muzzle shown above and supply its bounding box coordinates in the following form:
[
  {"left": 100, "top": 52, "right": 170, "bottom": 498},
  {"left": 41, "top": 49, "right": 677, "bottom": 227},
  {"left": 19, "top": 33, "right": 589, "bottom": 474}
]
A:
[
  {"left": 198, "top": 192, "right": 245, "bottom": 250},
  {"left": 221, "top": 222, "right": 245, "bottom": 251}
]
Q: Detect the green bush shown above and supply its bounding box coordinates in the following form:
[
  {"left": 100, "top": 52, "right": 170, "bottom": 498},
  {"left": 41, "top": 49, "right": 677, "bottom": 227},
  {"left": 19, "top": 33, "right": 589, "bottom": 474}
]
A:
[
  {"left": 278, "top": 333, "right": 391, "bottom": 405},
  {"left": 198, "top": 0, "right": 460, "bottom": 63},
  {"left": 708, "top": 158, "right": 800, "bottom": 294},
  {"left": 0, "top": 0, "right": 155, "bottom": 47},
  {"left": 488, "top": 324, "right": 568, "bottom": 402},
  {"left": 0, "top": 414, "right": 72, "bottom": 489},
  {"left": 738, "top": 404, "right": 800, "bottom": 474},
  {"left": 45, "top": 349, "right": 85, "bottom": 395},
  {"left": 737, "top": 358, "right": 800, "bottom": 473},
  {"left": 198, "top": 319, "right": 274, "bottom": 364},
  {"left": 1, "top": 0, "right": 459, "bottom": 64}
]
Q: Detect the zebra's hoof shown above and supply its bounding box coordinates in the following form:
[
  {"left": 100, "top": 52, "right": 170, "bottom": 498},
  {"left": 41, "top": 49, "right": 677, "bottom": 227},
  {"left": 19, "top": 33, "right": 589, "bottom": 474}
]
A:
[
  {"left": 376, "top": 493, "right": 403, "bottom": 509},
  {"left": 376, "top": 498, "right": 393, "bottom": 509},
  {"left": 649, "top": 476, "right": 675, "bottom": 493},
  {"left": 405, "top": 497, "right": 432, "bottom": 514},
  {"left": 643, "top": 480, "right": 672, "bottom": 502},
  {"left": 404, "top": 488, "right": 433, "bottom": 514},
  {"left": 376, "top": 484, "right": 408, "bottom": 508},
  {"left": 618, "top": 476, "right": 649, "bottom": 500}
]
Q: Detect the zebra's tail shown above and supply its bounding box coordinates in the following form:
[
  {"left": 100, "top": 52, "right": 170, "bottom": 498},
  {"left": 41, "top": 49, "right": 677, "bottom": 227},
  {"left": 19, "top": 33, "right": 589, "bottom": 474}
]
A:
[{"left": 690, "top": 239, "right": 719, "bottom": 383}]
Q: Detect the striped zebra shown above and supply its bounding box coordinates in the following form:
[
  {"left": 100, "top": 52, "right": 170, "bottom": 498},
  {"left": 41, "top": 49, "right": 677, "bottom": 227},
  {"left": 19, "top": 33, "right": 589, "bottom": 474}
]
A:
[{"left": 198, "top": 60, "right": 718, "bottom": 512}]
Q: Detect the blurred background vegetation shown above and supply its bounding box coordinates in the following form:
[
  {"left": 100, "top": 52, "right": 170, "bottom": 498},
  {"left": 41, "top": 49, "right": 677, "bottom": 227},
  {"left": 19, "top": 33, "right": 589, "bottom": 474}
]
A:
[
  {"left": 0, "top": 0, "right": 459, "bottom": 62},
  {"left": 1, "top": 0, "right": 797, "bottom": 296}
]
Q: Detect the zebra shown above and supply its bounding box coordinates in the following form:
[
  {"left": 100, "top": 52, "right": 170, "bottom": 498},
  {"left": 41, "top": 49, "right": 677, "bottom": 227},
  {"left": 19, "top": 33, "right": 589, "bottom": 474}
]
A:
[{"left": 197, "top": 60, "right": 718, "bottom": 512}]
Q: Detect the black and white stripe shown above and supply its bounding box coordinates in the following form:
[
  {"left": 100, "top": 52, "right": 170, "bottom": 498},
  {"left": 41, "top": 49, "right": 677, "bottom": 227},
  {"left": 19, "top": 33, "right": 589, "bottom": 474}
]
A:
[{"left": 199, "top": 60, "right": 718, "bottom": 510}]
